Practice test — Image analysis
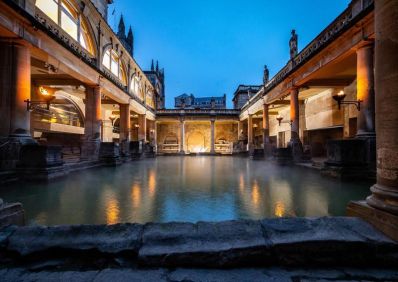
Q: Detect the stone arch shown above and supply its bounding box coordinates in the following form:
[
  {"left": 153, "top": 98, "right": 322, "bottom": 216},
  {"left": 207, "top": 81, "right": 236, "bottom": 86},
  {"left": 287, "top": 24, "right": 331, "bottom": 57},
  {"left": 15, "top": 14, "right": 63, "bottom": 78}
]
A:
[{"left": 186, "top": 130, "right": 206, "bottom": 152}]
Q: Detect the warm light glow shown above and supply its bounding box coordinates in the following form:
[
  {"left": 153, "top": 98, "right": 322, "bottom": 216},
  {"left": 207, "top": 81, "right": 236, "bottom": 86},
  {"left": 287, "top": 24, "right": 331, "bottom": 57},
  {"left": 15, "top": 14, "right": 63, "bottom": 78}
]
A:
[
  {"left": 39, "top": 86, "right": 50, "bottom": 96},
  {"left": 239, "top": 174, "right": 244, "bottom": 192},
  {"left": 251, "top": 181, "right": 260, "bottom": 206},
  {"left": 131, "top": 183, "right": 141, "bottom": 209},
  {"left": 148, "top": 170, "right": 156, "bottom": 197},
  {"left": 192, "top": 146, "right": 207, "bottom": 153},
  {"left": 106, "top": 197, "right": 120, "bottom": 225},
  {"left": 274, "top": 201, "right": 285, "bottom": 217},
  {"left": 338, "top": 90, "right": 345, "bottom": 96}
]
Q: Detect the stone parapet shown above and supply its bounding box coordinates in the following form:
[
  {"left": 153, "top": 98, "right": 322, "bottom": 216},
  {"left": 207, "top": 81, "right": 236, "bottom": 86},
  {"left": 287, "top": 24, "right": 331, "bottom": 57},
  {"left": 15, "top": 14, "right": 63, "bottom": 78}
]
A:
[{"left": 0, "top": 217, "right": 397, "bottom": 269}]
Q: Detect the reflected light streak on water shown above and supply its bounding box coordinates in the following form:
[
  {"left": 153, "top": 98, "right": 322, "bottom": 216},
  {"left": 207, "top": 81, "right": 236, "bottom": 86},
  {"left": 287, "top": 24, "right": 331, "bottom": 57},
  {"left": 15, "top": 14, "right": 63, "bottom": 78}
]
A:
[{"left": 0, "top": 156, "right": 372, "bottom": 225}]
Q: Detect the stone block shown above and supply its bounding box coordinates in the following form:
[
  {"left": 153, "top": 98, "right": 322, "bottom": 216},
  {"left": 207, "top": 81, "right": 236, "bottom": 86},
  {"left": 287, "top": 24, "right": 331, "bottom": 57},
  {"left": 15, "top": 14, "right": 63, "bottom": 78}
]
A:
[
  {"left": 129, "top": 141, "right": 143, "bottom": 159},
  {"left": 99, "top": 142, "right": 121, "bottom": 166},
  {"left": 347, "top": 201, "right": 398, "bottom": 242},
  {"left": 322, "top": 139, "right": 375, "bottom": 179},
  {"left": 325, "top": 139, "right": 367, "bottom": 167},
  {"left": 274, "top": 148, "right": 293, "bottom": 165},
  {"left": 138, "top": 220, "right": 270, "bottom": 267},
  {"left": 16, "top": 144, "right": 66, "bottom": 181},
  {"left": 6, "top": 224, "right": 143, "bottom": 256},
  {"left": 260, "top": 217, "right": 398, "bottom": 267}
]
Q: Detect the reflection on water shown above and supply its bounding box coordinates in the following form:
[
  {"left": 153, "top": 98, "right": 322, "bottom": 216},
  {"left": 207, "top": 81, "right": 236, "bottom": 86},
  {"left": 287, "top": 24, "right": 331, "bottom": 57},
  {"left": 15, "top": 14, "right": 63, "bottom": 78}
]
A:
[{"left": 0, "top": 156, "right": 371, "bottom": 225}]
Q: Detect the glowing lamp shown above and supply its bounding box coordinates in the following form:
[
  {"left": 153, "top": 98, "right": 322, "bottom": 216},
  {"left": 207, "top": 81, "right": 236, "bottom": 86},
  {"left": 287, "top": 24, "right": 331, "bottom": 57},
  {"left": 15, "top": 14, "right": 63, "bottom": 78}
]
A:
[
  {"left": 24, "top": 86, "right": 56, "bottom": 111},
  {"left": 332, "top": 90, "right": 362, "bottom": 111}
]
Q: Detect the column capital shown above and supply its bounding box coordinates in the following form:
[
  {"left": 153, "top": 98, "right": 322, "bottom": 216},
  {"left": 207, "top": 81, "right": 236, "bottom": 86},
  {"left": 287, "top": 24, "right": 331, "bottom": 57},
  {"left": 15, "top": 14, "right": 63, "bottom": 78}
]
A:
[{"left": 356, "top": 40, "right": 375, "bottom": 51}]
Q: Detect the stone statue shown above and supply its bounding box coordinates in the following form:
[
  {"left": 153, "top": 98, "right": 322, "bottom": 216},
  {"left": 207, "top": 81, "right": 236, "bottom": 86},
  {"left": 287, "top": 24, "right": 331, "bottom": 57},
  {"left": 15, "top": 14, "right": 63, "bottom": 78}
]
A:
[
  {"left": 289, "top": 29, "right": 298, "bottom": 59},
  {"left": 263, "top": 65, "right": 269, "bottom": 85}
]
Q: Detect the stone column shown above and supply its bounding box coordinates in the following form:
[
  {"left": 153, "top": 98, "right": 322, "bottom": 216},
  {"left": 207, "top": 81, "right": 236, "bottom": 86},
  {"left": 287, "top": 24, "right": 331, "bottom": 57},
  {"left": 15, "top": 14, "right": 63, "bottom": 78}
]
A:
[
  {"left": 247, "top": 114, "right": 253, "bottom": 152},
  {"left": 210, "top": 119, "right": 215, "bottom": 154},
  {"left": 238, "top": 120, "right": 243, "bottom": 139},
  {"left": 289, "top": 87, "right": 303, "bottom": 161},
  {"left": 81, "top": 86, "right": 101, "bottom": 160},
  {"left": 0, "top": 41, "right": 35, "bottom": 169},
  {"left": 347, "top": 0, "right": 398, "bottom": 241},
  {"left": 180, "top": 118, "right": 185, "bottom": 154},
  {"left": 119, "top": 104, "right": 130, "bottom": 159},
  {"left": 0, "top": 41, "right": 31, "bottom": 137},
  {"left": 356, "top": 43, "right": 376, "bottom": 138},
  {"left": 263, "top": 103, "right": 270, "bottom": 156},
  {"left": 119, "top": 104, "right": 131, "bottom": 142},
  {"left": 138, "top": 114, "right": 146, "bottom": 142},
  {"left": 290, "top": 88, "right": 300, "bottom": 141}
]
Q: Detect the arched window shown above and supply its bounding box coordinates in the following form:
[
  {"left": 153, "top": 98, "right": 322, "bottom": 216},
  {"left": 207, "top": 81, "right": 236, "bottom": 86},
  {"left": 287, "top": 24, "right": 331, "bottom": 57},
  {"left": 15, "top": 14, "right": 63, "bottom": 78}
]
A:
[
  {"left": 102, "top": 48, "right": 127, "bottom": 85},
  {"left": 35, "top": 0, "right": 94, "bottom": 55},
  {"left": 130, "top": 74, "right": 144, "bottom": 100},
  {"left": 146, "top": 88, "right": 155, "bottom": 109}
]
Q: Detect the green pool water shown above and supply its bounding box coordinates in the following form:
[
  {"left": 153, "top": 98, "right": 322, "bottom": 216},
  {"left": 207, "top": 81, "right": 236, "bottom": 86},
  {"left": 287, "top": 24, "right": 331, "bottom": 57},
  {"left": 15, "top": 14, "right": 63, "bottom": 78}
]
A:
[{"left": 0, "top": 156, "right": 371, "bottom": 225}]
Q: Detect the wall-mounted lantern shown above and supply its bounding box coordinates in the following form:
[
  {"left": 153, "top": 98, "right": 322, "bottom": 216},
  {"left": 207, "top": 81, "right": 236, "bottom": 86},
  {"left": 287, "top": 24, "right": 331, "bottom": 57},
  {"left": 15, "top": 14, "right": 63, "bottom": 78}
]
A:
[
  {"left": 276, "top": 115, "right": 293, "bottom": 126},
  {"left": 24, "top": 86, "right": 56, "bottom": 111},
  {"left": 109, "top": 114, "right": 116, "bottom": 125},
  {"left": 332, "top": 90, "right": 362, "bottom": 111}
]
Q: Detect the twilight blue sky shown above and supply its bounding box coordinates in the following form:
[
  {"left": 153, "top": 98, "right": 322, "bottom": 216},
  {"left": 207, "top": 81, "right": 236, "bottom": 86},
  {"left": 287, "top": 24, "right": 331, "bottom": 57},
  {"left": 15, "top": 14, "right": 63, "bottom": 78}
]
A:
[{"left": 108, "top": 0, "right": 350, "bottom": 108}]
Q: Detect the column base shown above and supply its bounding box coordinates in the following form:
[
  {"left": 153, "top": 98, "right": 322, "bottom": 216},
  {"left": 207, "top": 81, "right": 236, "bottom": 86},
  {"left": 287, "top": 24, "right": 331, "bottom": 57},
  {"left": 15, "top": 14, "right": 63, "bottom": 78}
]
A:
[
  {"left": 274, "top": 148, "right": 293, "bottom": 166},
  {"left": 99, "top": 142, "right": 121, "bottom": 166},
  {"left": 16, "top": 144, "right": 67, "bottom": 181},
  {"left": 323, "top": 138, "right": 376, "bottom": 180},
  {"left": 287, "top": 138, "right": 304, "bottom": 162},
  {"left": 0, "top": 135, "right": 36, "bottom": 170},
  {"left": 129, "top": 141, "right": 143, "bottom": 160},
  {"left": 119, "top": 140, "right": 131, "bottom": 162},
  {"left": 347, "top": 201, "right": 398, "bottom": 242},
  {"left": 80, "top": 140, "right": 100, "bottom": 161}
]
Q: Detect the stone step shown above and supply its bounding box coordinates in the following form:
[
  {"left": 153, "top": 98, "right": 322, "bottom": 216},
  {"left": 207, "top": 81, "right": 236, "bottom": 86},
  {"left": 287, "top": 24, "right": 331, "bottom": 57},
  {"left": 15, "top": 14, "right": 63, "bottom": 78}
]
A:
[{"left": 0, "top": 217, "right": 397, "bottom": 270}]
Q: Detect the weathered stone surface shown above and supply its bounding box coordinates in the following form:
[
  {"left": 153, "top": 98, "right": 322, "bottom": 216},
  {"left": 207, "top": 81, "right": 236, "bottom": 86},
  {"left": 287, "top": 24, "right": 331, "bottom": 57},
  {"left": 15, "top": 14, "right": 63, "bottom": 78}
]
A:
[
  {"left": 6, "top": 224, "right": 143, "bottom": 256},
  {"left": 260, "top": 217, "right": 398, "bottom": 266},
  {"left": 169, "top": 268, "right": 273, "bottom": 282},
  {"left": 0, "top": 268, "right": 99, "bottom": 282},
  {"left": 94, "top": 268, "right": 167, "bottom": 282},
  {"left": 139, "top": 220, "right": 269, "bottom": 267}
]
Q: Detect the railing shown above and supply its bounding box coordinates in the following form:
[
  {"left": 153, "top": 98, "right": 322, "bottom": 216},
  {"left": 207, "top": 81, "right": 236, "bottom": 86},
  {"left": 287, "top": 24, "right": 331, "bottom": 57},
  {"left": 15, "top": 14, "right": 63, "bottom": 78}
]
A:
[{"left": 241, "top": 0, "right": 374, "bottom": 112}]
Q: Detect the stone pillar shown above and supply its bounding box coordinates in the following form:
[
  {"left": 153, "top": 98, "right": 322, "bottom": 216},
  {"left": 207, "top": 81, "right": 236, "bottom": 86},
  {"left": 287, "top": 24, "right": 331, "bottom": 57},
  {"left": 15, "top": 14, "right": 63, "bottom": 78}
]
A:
[
  {"left": 81, "top": 86, "right": 101, "bottom": 160},
  {"left": 289, "top": 87, "right": 303, "bottom": 161},
  {"left": 347, "top": 0, "right": 398, "bottom": 241},
  {"left": 180, "top": 118, "right": 185, "bottom": 154},
  {"left": 119, "top": 104, "right": 131, "bottom": 142},
  {"left": 356, "top": 43, "right": 376, "bottom": 138},
  {"left": 247, "top": 114, "right": 253, "bottom": 152},
  {"left": 138, "top": 114, "right": 146, "bottom": 142},
  {"left": 210, "top": 119, "right": 215, "bottom": 154},
  {"left": 238, "top": 120, "right": 243, "bottom": 139},
  {"left": 119, "top": 104, "right": 131, "bottom": 159},
  {"left": 263, "top": 103, "right": 271, "bottom": 156},
  {"left": 0, "top": 40, "right": 35, "bottom": 169},
  {"left": 290, "top": 88, "right": 300, "bottom": 141}
]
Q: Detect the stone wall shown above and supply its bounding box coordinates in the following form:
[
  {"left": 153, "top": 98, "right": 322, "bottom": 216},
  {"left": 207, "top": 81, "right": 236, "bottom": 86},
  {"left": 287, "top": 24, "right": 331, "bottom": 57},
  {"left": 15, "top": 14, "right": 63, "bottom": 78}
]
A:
[
  {"left": 185, "top": 123, "right": 211, "bottom": 153},
  {"left": 215, "top": 123, "right": 238, "bottom": 144},
  {"left": 157, "top": 123, "right": 180, "bottom": 147}
]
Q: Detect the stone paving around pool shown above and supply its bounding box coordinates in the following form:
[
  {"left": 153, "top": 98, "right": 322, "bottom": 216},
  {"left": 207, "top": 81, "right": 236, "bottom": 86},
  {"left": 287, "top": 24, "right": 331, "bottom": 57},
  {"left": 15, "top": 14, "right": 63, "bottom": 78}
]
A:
[{"left": 1, "top": 217, "right": 397, "bottom": 280}]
